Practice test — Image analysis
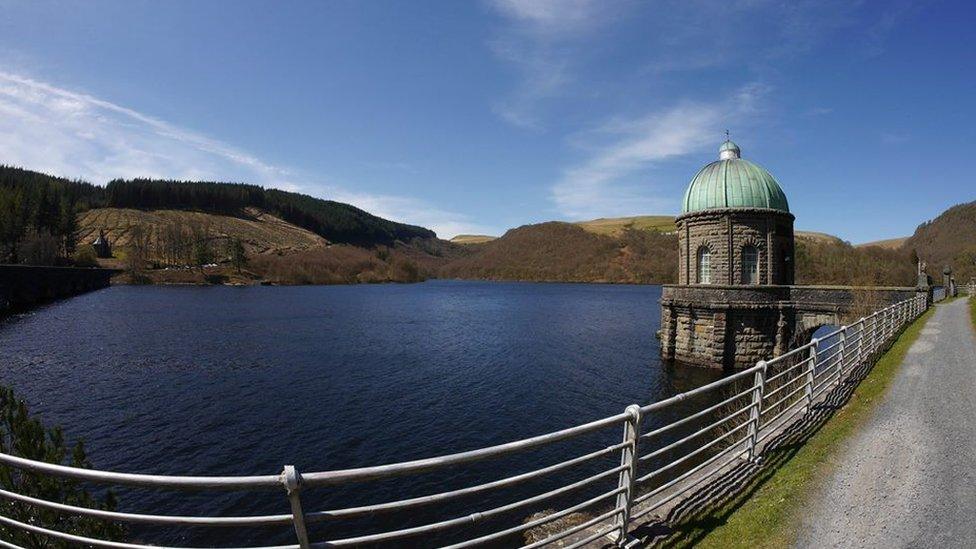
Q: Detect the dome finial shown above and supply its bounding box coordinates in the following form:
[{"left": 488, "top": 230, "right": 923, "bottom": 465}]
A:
[{"left": 719, "top": 132, "right": 740, "bottom": 160}]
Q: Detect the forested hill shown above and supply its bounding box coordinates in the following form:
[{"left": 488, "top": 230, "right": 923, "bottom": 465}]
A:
[
  {"left": 104, "top": 179, "right": 434, "bottom": 245},
  {"left": 903, "top": 200, "right": 976, "bottom": 283},
  {"left": 0, "top": 165, "right": 435, "bottom": 256}
]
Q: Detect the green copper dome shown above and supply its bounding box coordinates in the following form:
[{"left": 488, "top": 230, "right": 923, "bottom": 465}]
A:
[{"left": 681, "top": 140, "right": 789, "bottom": 214}]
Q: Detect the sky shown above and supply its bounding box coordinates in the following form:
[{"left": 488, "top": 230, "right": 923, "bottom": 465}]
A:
[{"left": 0, "top": 0, "right": 972, "bottom": 242}]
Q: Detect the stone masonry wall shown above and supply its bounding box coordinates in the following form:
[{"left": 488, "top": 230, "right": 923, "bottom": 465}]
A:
[
  {"left": 660, "top": 285, "right": 921, "bottom": 369},
  {"left": 676, "top": 208, "right": 795, "bottom": 286}
]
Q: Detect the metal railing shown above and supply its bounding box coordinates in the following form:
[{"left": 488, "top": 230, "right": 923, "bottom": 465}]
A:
[{"left": 0, "top": 294, "right": 929, "bottom": 548}]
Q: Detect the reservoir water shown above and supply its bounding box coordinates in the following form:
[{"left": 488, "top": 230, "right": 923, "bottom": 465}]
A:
[{"left": 0, "top": 281, "right": 726, "bottom": 545}]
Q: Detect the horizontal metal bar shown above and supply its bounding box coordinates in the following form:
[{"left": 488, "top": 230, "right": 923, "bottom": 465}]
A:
[
  {"left": 762, "top": 372, "right": 807, "bottom": 401},
  {"left": 0, "top": 452, "right": 283, "bottom": 490},
  {"left": 432, "top": 485, "right": 625, "bottom": 549},
  {"left": 766, "top": 341, "right": 815, "bottom": 365},
  {"left": 562, "top": 523, "right": 619, "bottom": 549},
  {"left": 757, "top": 397, "right": 809, "bottom": 443},
  {"left": 639, "top": 364, "right": 762, "bottom": 415},
  {"left": 639, "top": 404, "right": 753, "bottom": 463},
  {"left": 632, "top": 444, "right": 749, "bottom": 520},
  {"left": 0, "top": 513, "right": 296, "bottom": 549},
  {"left": 0, "top": 488, "right": 293, "bottom": 527},
  {"left": 307, "top": 440, "right": 628, "bottom": 521},
  {"left": 641, "top": 385, "right": 755, "bottom": 441},
  {"left": 765, "top": 357, "right": 812, "bottom": 385},
  {"left": 0, "top": 540, "right": 25, "bottom": 549},
  {"left": 761, "top": 383, "right": 808, "bottom": 417},
  {"left": 302, "top": 412, "right": 629, "bottom": 486},
  {"left": 522, "top": 507, "right": 620, "bottom": 549},
  {"left": 818, "top": 338, "right": 844, "bottom": 355},
  {"left": 632, "top": 437, "right": 749, "bottom": 507},
  {"left": 811, "top": 369, "right": 841, "bottom": 396},
  {"left": 319, "top": 465, "right": 625, "bottom": 546},
  {"left": 637, "top": 421, "right": 750, "bottom": 483}
]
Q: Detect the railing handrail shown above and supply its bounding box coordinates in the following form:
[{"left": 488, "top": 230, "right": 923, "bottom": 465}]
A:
[{"left": 0, "top": 293, "right": 930, "bottom": 548}]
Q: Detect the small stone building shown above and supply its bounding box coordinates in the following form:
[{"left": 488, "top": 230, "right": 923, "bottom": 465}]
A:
[{"left": 92, "top": 231, "right": 112, "bottom": 259}]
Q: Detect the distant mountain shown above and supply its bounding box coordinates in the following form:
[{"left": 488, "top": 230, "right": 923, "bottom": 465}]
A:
[
  {"left": 573, "top": 215, "right": 676, "bottom": 236},
  {"left": 439, "top": 216, "right": 919, "bottom": 287},
  {"left": 0, "top": 165, "right": 455, "bottom": 284},
  {"left": 440, "top": 221, "right": 678, "bottom": 284},
  {"left": 450, "top": 234, "right": 497, "bottom": 244},
  {"left": 795, "top": 231, "right": 844, "bottom": 245},
  {"left": 856, "top": 237, "right": 908, "bottom": 250},
  {"left": 903, "top": 200, "right": 976, "bottom": 283},
  {"left": 103, "top": 178, "right": 435, "bottom": 246}
]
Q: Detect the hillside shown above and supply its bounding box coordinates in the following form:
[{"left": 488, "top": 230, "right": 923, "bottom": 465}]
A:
[
  {"left": 77, "top": 207, "right": 458, "bottom": 285},
  {"left": 78, "top": 208, "right": 328, "bottom": 255},
  {"left": 574, "top": 215, "right": 676, "bottom": 236},
  {"left": 439, "top": 222, "right": 678, "bottom": 284},
  {"left": 856, "top": 236, "right": 908, "bottom": 250},
  {"left": 104, "top": 178, "right": 434, "bottom": 245},
  {"left": 796, "top": 231, "right": 844, "bottom": 245},
  {"left": 438, "top": 219, "right": 919, "bottom": 287},
  {"left": 450, "top": 234, "right": 497, "bottom": 244},
  {"left": 795, "top": 237, "right": 916, "bottom": 286},
  {"left": 903, "top": 200, "right": 976, "bottom": 284}
]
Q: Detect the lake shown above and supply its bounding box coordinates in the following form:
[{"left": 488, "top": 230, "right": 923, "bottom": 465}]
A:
[{"left": 0, "top": 281, "right": 726, "bottom": 545}]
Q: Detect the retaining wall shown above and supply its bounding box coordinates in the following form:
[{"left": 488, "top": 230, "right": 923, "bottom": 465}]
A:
[{"left": 0, "top": 265, "right": 115, "bottom": 314}]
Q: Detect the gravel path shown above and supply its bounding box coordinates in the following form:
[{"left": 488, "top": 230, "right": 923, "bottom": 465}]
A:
[{"left": 796, "top": 297, "right": 976, "bottom": 549}]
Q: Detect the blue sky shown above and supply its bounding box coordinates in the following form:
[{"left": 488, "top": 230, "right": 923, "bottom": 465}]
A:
[{"left": 0, "top": 0, "right": 972, "bottom": 242}]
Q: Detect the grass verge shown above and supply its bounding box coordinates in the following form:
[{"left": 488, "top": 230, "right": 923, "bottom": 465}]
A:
[
  {"left": 969, "top": 295, "right": 975, "bottom": 331},
  {"left": 662, "top": 304, "right": 936, "bottom": 549}
]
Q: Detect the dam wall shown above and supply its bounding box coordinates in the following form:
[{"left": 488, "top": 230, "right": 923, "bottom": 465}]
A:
[{"left": 0, "top": 265, "right": 115, "bottom": 314}]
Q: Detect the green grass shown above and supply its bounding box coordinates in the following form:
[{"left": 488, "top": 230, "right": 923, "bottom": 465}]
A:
[
  {"left": 969, "top": 295, "right": 975, "bottom": 331},
  {"left": 661, "top": 304, "right": 936, "bottom": 549},
  {"left": 573, "top": 215, "right": 677, "bottom": 236}
]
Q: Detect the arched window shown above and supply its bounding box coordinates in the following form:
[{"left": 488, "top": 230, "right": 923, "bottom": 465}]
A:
[
  {"left": 696, "top": 247, "right": 711, "bottom": 284},
  {"left": 742, "top": 245, "right": 759, "bottom": 285}
]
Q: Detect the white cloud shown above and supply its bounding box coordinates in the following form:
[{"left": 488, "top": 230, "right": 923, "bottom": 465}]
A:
[
  {"left": 486, "top": 0, "right": 620, "bottom": 130},
  {"left": 0, "top": 71, "right": 485, "bottom": 239},
  {"left": 552, "top": 83, "right": 768, "bottom": 219},
  {"left": 489, "top": 0, "right": 604, "bottom": 35}
]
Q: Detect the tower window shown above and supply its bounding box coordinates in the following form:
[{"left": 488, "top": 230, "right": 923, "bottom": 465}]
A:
[
  {"left": 697, "top": 247, "right": 711, "bottom": 284},
  {"left": 742, "top": 245, "right": 759, "bottom": 285}
]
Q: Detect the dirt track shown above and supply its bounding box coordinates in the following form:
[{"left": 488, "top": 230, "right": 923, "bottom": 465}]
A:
[{"left": 796, "top": 297, "right": 976, "bottom": 549}]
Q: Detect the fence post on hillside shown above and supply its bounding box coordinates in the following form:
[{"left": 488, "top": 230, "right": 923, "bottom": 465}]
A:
[
  {"left": 803, "top": 339, "right": 818, "bottom": 415},
  {"left": 855, "top": 318, "right": 865, "bottom": 370},
  {"left": 745, "top": 361, "right": 766, "bottom": 462},
  {"left": 613, "top": 404, "right": 641, "bottom": 544},
  {"left": 282, "top": 465, "right": 311, "bottom": 549},
  {"left": 835, "top": 328, "right": 847, "bottom": 387}
]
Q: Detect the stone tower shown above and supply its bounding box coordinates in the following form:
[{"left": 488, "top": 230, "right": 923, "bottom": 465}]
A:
[
  {"left": 660, "top": 139, "right": 920, "bottom": 369},
  {"left": 676, "top": 140, "right": 795, "bottom": 286}
]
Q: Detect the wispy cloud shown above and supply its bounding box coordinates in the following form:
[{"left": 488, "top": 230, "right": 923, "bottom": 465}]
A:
[
  {"left": 880, "top": 131, "right": 910, "bottom": 145},
  {"left": 0, "top": 71, "right": 485, "bottom": 238},
  {"left": 486, "top": 0, "right": 621, "bottom": 129},
  {"left": 552, "top": 83, "right": 768, "bottom": 219}
]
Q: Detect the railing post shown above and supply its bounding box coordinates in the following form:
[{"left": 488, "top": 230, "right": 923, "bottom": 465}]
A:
[
  {"left": 835, "top": 327, "right": 847, "bottom": 386},
  {"left": 745, "top": 361, "right": 766, "bottom": 462},
  {"left": 282, "top": 465, "right": 311, "bottom": 549},
  {"left": 855, "top": 318, "right": 864, "bottom": 369},
  {"left": 613, "top": 404, "right": 641, "bottom": 545},
  {"left": 803, "top": 338, "right": 818, "bottom": 414}
]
